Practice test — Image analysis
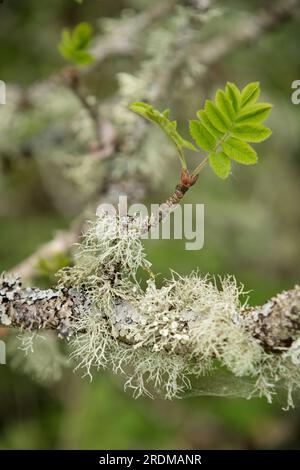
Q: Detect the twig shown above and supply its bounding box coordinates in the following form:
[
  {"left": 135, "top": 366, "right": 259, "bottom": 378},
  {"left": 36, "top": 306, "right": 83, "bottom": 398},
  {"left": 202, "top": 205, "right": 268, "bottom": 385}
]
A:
[
  {"left": 145, "top": 169, "right": 198, "bottom": 232},
  {"left": 63, "top": 69, "right": 102, "bottom": 148}
]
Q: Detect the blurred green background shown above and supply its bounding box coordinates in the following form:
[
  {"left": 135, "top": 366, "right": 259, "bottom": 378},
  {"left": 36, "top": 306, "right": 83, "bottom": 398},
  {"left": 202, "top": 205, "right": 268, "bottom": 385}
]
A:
[{"left": 0, "top": 0, "right": 300, "bottom": 449}]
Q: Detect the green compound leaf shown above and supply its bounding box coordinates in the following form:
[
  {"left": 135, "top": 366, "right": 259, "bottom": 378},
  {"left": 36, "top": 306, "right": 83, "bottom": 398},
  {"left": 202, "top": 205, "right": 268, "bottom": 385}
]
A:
[
  {"left": 58, "top": 22, "right": 95, "bottom": 66},
  {"left": 130, "top": 82, "right": 272, "bottom": 179},
  {"left": 189, "top": 120, "right": 216, "bottom": 151},
  {"left": 191, "top": 81, "right": 272, "bottom": 178},
  {"left": 209, "top": 152, "right": 231, "bottom": 179},
  {"left": 222, "top": 137, "right": 258, "bottom": 165},
  {"left": 130, "top": 102, "right": 196, "bottom": 167}
]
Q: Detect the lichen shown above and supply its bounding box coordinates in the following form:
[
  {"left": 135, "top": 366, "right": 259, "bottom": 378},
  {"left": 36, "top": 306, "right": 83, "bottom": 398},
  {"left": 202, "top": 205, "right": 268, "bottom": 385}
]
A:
[
  {"left": 3, "top": 212, "right": 300, "bottom": 407},
  {"left": 9, "top": 332, "right": 69, "bottom": 383},
  {"left": 59, "top": 212, "right": 300, "bottom": 406}
]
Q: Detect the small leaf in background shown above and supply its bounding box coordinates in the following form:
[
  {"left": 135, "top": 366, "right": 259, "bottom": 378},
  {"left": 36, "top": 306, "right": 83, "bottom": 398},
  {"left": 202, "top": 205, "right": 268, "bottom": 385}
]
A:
[
  {"left": 209, "top": 152, "right": 231, "bottom": 179},
  {"left": 58, "top": 22, "right": 95, "bottom": 66}
]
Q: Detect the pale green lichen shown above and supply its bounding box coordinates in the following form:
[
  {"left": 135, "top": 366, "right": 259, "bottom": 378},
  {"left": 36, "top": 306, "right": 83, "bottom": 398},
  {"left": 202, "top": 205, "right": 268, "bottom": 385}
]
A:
[
  {"left": 58, "top": 212, "right": 300, "bottom": 407},
  {"left": 9, "top": 332, "right": 69, "bottom": 384}
]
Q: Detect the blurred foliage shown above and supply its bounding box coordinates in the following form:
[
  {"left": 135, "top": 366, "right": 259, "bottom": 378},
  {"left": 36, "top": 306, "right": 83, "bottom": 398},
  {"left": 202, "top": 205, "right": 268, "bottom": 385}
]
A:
[
  {"left": 0, "top": 216, "right": 69, "bottom": 270},
  {"left": 35, "top": 253, "right": 71, "bottom": 288},
  {"left": 0, "top": 0, "right": 300, "bottom": 450},
  {"left": 58, "top": 22, "right": 95, "bottom": 65}
]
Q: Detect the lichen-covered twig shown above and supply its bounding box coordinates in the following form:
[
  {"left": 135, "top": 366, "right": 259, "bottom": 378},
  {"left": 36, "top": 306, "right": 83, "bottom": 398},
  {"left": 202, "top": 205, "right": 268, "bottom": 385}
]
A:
[
  {"left": 0, "top": 274, "right": 79, "bottom": 340},
  {"left": 1, "top": 210, "right": 300, "bottom": 404},
  {"left": 1, "top": 272, "right": 299, "bottom": 355},
  {"left": 246, "top": 285, "right": 300, "bottom": 353},
  {"left": 145, "top": 169, "right": 198, "bottom": 231}
]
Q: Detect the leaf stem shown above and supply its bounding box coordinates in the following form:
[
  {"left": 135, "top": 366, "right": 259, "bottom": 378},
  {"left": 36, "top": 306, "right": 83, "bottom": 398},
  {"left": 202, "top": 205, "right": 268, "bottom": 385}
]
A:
[
  {"left": 191, "top": 130, "right": 231, "bottom": 179},
  {"left": 191, "top": 155, "right": 209, "bottom": 178},
  {"left": 178, "top": 150, "right": 188, "bottom": 170}
]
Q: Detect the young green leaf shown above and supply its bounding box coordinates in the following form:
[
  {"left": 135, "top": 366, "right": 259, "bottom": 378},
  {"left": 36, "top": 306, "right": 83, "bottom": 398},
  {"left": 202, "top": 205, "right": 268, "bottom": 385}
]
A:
[
  {"left": 231, "top": 123, "right": 272, "bottom": 142},
  {"left": 191, "top": 82, "right": 272, "bottom": 178},
  {"left": 130, "top": 82, "right": 272, "bottom": 181},
  {"left": 73, "top": 23, "right": 93, "bottom": 50},
  {"left": 209, "top": 152, "right": 231, "bottom": 179},
  {"left": 240, "top": 82, "right": 260, "bottom": 107},
  {"left": 58, "top": 22, "right": 95, "bottom": 66},
  {"left": 189, "top": 120, "right": 216, "bottom": 151},
  {"left": 222, "top": 137, "right": 258, "bottom": 165}
]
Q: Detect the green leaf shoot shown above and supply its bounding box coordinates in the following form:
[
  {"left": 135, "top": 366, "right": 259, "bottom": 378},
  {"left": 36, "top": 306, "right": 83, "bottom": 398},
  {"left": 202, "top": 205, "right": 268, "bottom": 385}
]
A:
[
  {"left": 58, "top": 22, "right": 95, "bottom": 66},
  {"left": 130, "top": 82, "right": 272, "bottom": 181}
]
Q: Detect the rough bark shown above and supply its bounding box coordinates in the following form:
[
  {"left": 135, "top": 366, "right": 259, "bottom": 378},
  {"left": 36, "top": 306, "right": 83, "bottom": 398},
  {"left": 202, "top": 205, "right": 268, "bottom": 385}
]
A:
[{"left": 245, "top": 285, "right": 300, "bottom": 352}]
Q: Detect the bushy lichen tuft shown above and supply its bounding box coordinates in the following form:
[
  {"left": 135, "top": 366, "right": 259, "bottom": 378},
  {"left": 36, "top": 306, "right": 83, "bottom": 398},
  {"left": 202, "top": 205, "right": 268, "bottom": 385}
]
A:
[{"left": 58, "top": 211, "right": 150, "bottom": 307}]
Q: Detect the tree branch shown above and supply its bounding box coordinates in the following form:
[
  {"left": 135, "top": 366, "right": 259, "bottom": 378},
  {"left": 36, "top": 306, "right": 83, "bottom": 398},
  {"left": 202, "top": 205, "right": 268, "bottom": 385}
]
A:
[{"left": 1, "top": 273, "right": 299, "bottom": 356}]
